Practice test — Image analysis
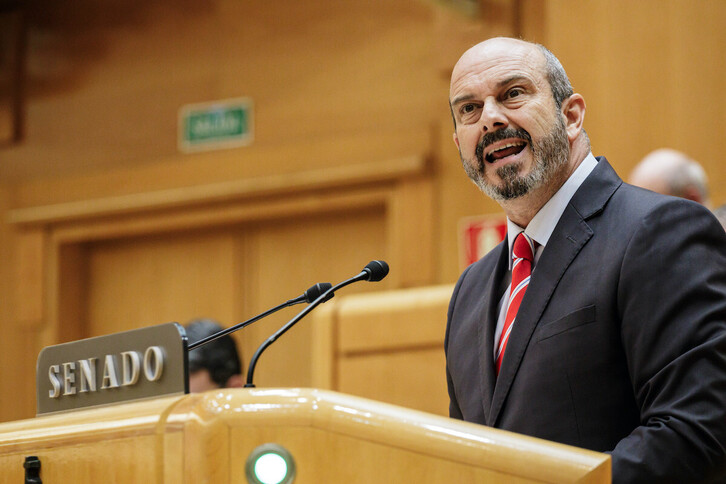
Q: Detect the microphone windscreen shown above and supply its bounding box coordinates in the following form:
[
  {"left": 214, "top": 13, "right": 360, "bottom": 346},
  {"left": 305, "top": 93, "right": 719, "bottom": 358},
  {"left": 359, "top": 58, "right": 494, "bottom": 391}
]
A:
[
  {"left": 363, "top": 260, "right": 389, "bottom": 282},
  {"left": 304, "top": 282, "right": 333, "bottom": 302}
]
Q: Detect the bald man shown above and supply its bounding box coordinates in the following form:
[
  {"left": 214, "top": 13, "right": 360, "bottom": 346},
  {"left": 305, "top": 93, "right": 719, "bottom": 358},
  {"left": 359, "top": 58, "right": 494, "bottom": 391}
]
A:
[
  {"left": 630, "top": 148, "right": 710, "bottom": 206},
  {"left": 445, "top": 37, "right": 726, "bottom": 483}
]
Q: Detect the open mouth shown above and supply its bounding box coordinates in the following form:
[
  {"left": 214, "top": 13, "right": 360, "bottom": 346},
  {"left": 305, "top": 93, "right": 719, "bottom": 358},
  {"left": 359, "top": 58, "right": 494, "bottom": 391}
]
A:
[{"left": 485, "top": 142, "right": 527, "bottom": 163}]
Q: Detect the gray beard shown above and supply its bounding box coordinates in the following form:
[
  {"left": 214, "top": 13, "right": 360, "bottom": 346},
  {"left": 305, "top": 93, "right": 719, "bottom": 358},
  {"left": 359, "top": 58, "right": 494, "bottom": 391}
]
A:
[{"left": 461, "top": 115, "right": 570, "bottom": 202}]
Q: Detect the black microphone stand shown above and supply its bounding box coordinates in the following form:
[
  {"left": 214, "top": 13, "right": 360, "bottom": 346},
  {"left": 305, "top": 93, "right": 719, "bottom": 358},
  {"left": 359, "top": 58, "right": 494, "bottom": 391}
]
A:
[
  {"left": 188, "top": 282, "right": 332, "bottom": 351},
  {"left": 244, "top": 260, "right": 388, "bottom": 388}
]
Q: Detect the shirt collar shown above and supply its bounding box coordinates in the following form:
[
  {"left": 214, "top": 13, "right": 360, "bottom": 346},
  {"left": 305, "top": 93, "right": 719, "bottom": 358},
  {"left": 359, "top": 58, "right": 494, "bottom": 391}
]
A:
[{"left": 506, "top": 152, "right": 598, "bottom": 268}]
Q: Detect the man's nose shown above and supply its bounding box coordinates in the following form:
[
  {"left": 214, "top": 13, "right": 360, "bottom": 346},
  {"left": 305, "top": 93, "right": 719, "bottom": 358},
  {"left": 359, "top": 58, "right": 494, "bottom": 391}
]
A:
[{"left": 479, "top": 98, "right": 508, "bottom": 133}]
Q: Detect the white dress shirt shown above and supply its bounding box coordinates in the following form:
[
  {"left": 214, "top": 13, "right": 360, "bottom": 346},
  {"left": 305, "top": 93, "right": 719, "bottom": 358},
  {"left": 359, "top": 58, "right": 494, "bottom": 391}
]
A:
[{"left": 493, "top": 153, "right": 599, "bottom": 357}]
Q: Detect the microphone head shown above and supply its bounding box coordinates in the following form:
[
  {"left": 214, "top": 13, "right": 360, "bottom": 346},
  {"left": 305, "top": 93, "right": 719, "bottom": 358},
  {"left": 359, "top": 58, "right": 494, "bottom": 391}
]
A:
[
  {"left": 304, "top": 282, "right": 333, "bottom": 302},
  {"left": 362, "top": 260, "right": 389, "bottom": 282}
]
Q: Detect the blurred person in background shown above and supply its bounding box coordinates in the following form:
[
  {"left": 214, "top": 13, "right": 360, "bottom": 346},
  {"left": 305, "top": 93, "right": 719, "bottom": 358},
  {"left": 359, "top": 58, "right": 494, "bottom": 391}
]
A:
[
  {"left": 185, "top": 319, "right": 244, "bottom": 392},
  {"left": 629, "top": 148, "right": 710, "bottom": 206}
]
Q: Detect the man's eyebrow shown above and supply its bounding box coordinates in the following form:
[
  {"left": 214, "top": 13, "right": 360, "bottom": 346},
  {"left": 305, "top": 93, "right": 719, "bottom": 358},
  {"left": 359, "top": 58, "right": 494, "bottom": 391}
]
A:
[
  {"left": 497, "top": 75, "right": 530, "bottom": 88},
  {"left": 450, "top": 93, "right": 475, "bottom": 107},
  {"left": 450, "top": 75, "right": 532, "bottom": 106}
]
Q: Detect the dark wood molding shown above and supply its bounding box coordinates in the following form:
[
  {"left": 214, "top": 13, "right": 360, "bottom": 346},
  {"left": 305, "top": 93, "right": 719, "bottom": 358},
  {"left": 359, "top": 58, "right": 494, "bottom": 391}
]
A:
[{"left": 0, "top": 5, "right": 25, "bottom": 146}]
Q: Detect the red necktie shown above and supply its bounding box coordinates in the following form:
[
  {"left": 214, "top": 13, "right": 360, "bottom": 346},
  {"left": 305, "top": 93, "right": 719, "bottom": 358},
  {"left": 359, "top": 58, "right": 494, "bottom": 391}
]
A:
[{"left": 495, "top": 232, "right": 535, "bottom": 374}]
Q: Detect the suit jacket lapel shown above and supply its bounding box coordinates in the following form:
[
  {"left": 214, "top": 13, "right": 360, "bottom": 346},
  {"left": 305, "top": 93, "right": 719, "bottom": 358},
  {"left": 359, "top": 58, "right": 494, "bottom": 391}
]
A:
[{"left": 488, "top": 157, "right": 621, "bottom": 426}]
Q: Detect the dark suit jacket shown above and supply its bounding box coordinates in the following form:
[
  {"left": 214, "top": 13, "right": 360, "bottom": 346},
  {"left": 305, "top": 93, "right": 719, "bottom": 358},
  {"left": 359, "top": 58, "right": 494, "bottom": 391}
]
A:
[{"left": 445, "top": 157, "right": 726, "bottom": 483}]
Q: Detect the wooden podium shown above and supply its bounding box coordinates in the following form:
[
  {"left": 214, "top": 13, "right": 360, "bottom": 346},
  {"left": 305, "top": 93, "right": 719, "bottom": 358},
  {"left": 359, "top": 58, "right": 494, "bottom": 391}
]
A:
[{"left": 0, "top": 388, "right": 609, "bottom": 483}]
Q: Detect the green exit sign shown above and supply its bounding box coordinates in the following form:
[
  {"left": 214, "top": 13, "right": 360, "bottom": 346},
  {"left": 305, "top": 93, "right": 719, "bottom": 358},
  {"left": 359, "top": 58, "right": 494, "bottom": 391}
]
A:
[{"left": 178, "top": 98, "right": 253, "bottom": 152}]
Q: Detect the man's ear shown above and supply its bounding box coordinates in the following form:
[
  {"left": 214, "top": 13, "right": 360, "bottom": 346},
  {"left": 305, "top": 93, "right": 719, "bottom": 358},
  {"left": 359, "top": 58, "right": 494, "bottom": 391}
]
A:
[
  {"left": 683, "top": 186, "right": 705, "bottom": 204},
  {"left": 561, "top": 93, "right": 586, "bottom": 142},
  {"left": 453, "top": 132, "right": 460, "bottom": 150}
]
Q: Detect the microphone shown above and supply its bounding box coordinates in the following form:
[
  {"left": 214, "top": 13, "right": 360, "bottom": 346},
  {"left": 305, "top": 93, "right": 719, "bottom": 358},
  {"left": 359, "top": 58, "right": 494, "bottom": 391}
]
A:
[
  {"left": 360, "top": 259, "right": 389, "bottom": 282},
  {"left": 244, "top": 260, "right": 389, "bottom": 387},
  {"left": 187, "top": 282, "right": 333, "bottom": 351}
]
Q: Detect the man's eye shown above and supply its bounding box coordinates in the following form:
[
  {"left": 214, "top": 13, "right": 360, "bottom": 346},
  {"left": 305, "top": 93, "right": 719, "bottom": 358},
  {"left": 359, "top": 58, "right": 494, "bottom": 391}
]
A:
[
  {"left": 506, "top": 88, "right": 523, "bottom": 99},
  {"left": 457, "top": 103, "right": 480, "bottom": 123}
]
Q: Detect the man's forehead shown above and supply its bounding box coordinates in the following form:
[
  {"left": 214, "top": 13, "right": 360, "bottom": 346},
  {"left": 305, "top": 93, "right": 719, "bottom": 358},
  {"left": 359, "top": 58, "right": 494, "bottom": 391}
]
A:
[{"left": 450, "top": 38, "right": 545, "bottom": 94}]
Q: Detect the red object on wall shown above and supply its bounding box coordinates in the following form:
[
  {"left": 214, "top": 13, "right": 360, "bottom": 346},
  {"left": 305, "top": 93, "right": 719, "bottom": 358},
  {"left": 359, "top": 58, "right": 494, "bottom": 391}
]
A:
[{"left": 458, "top": 215, "right": 507, "bottom": 269}]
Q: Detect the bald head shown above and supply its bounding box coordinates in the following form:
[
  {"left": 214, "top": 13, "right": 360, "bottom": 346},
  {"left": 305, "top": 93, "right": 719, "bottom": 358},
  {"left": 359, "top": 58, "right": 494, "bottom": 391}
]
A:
[
  {"left": 451, "top": 38, "right": 574, "bottom": 113},
  {"left": 629, "top": 149, "right": 709, "bottom": 205},
  {"left": 451, "top": 38, "right": 542, "bottom": 77}
]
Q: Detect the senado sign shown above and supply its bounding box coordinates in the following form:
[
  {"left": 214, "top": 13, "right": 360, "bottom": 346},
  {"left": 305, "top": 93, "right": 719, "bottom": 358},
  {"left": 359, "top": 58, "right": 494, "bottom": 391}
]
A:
[
  {"left": 36, "top": 323, "right": 188, "bottom": 415},
  {"left": 47, "top": 346, "right": 165, "bottom": 398}
]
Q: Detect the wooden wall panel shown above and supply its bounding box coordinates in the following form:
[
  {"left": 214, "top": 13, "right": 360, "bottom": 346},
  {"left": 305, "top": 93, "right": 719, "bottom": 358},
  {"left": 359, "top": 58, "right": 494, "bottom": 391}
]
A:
[
  {"left": 311, "top": 285, "right": 453, "bottom": 416},
  {"left": 0, "top": 191, "right": 19, "bottom": 421},
  {"left": 10, "top": 130, "right": 432, "bottom": 211},
  {"left": 337, "top": 349, "right": 448, "bottom": 416},
  {"left": 244, "top": 207, "right": 388, "bottom": 388},
  {"left": 388, "top": 175, "right": 437, "bottom": 287},
  {"left": 85, "top": 230, "right": 239, "bottom": 337},
  {"left": 13, "top": 230, "right": 45, "bottom": 326},
  {"left": 2, "top": 172, "right": 405, "bottom": 422},
  {"left": 55, "top": 243, "right": 87, "bottom": 344},
  {"left": 0, "top": 193, "right": 40, "bottom": 421},
  {"left": 0, "top": 0, "right": 438, "bottom": 184},
  {"left": 523, "top": 0, "right": 726, "bottom": 206},
  {"left": 0, "top": 436, "right": 159, "bottom": 482}
]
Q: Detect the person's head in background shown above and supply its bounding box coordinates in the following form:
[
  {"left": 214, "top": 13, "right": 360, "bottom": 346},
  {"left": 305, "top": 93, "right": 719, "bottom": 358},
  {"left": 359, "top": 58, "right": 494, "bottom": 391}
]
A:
[
  {"left": 629, "top": 148, "right": 710, "bottom": 206},
  {"left": 185, "top": 319, "right": 244, "bottom": 392}
]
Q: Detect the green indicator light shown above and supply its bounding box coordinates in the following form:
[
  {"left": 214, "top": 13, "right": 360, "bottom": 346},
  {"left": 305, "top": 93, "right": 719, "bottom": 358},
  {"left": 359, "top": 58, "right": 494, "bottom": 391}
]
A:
[
  {"left": 254, "top": 453, "right": 288, "bottom": 484},
  {"left": 246, "top": 443, "right": 296, "bottom": 484}
]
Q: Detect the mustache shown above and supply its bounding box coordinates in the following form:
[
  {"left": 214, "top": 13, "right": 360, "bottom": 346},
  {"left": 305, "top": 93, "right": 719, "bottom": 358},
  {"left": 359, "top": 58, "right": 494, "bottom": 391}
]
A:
[{"left": 475, "top": 128, "right": 532, "bottom": 162}]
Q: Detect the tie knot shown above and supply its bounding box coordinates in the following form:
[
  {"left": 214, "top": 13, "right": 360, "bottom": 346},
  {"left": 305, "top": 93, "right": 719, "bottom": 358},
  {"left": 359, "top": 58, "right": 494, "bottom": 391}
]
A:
[{"left": 512, "top": 232, "right": 535, "bottom": 262}]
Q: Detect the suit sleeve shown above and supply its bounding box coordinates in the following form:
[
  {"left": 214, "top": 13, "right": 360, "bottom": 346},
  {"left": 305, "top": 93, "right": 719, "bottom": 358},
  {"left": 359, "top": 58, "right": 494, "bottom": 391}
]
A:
[
  {"left": 612, "top": 200, "right": 726, "bottom": 483},
  {"left": 445, "top": 263, "right": 473, "bottom": 421}
]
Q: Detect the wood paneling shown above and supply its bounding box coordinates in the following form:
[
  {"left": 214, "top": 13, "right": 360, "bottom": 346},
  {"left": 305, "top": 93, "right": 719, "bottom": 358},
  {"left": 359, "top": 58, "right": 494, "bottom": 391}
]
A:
[
  {"left": 335, "top": 286, "right": 453, "bottom": 353},
  {"left": 0, "top": 389, "right": 611, "bottom": 483},
  {"left": 0, "top": 0, "right": 438, "bottom": 183},
  {"left": 246, "top": 207, "right": 388, "bottom": 388},
  {"left": 0, "top": 189, "right": 37, "bottom": 423},
  {"left": 26, "top": 192, "right": 391, "bottom": 393},
  {"left": 522, "top": 0, "right": 726, "bottom": 206},
  {"left": 12, "top": 229, "right": 45, "bottom": 326},
  {"left": 338, "top": 349, "right": 448, "bottom": 416},
  {"left": 85, "top": 230, "right": 238, "bottom": 337},
  {"left": 388, "top": 175, "right": 437, "bottom": 287},
  {"left": 0, "top": 436, "right": 160, "bottom": 482},
  {"left": 8, "top": 154, "right": 427, "bottom": 225},
  {"left": 311, "top": 285, "right": 453, "bottom": 416}
]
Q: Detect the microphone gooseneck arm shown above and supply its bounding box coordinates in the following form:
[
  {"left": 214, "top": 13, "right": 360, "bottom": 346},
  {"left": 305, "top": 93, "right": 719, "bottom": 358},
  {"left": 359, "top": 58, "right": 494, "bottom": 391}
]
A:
[
  {"left": 187, "top": 282, "right": 332, "bottom": 351},
  {"left": 244, "top": 260, "right": 389, "bottom": 388}
]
